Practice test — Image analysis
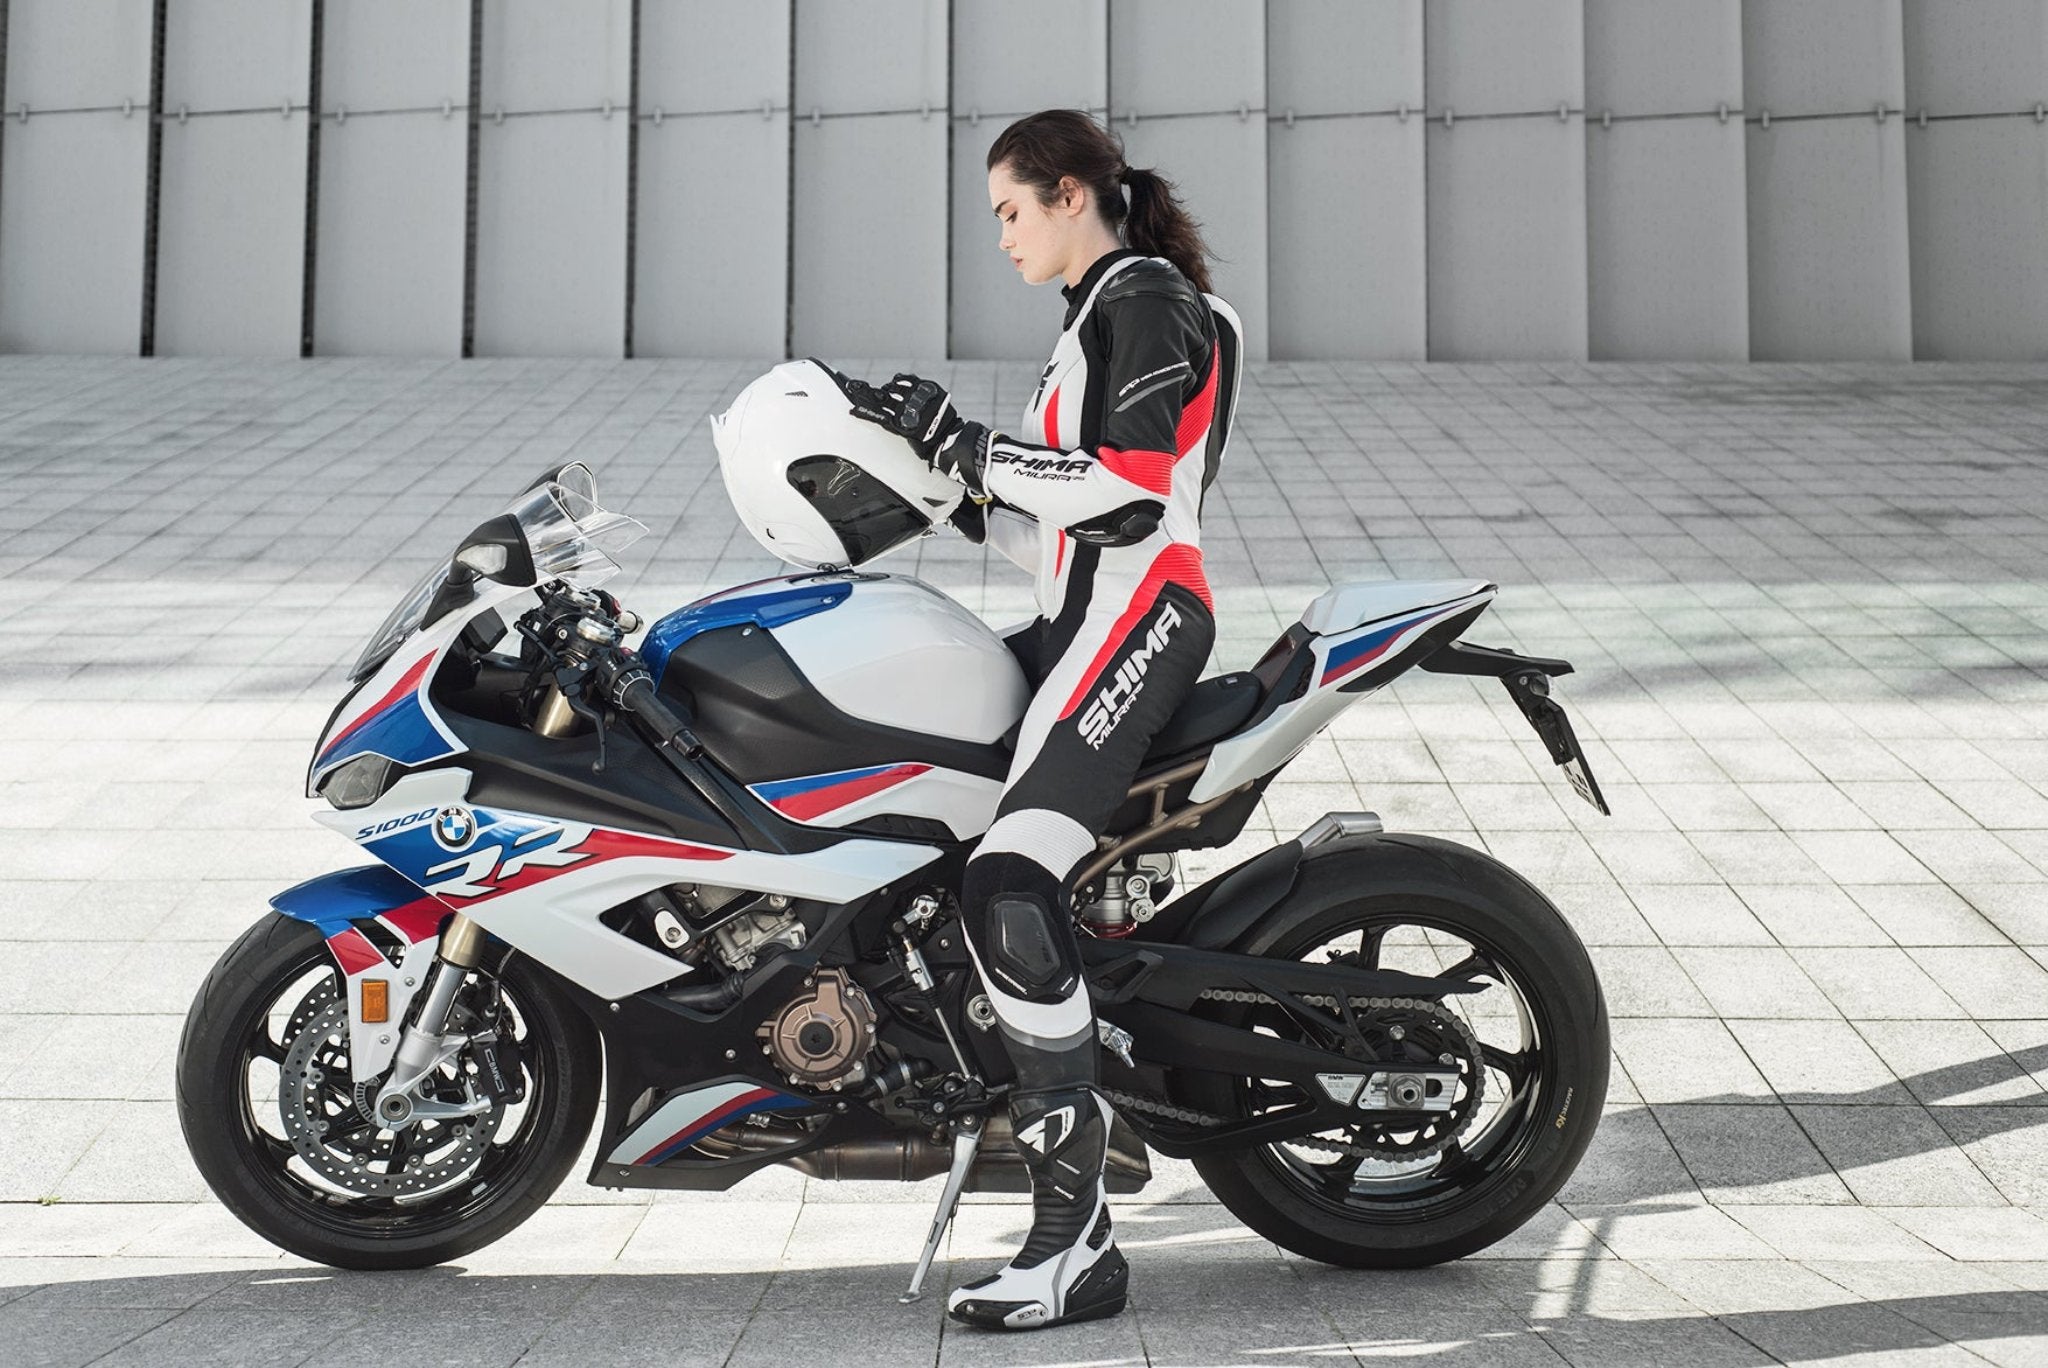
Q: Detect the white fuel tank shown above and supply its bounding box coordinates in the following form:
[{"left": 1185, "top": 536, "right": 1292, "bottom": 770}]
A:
[{"left": 769, "top": 575, "right": 1030, "bottom": 745}]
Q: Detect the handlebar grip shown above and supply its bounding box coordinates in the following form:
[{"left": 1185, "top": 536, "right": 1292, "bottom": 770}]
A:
[{"left": 611, "top": 669, "right": 703, "bottom": 757}]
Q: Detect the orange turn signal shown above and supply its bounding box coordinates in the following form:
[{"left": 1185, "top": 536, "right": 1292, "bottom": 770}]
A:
[{"left": 360, "top": 979, "right": 389, "bottom": 1024}]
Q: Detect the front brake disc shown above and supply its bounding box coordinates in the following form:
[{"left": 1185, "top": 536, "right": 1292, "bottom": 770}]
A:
[{"left": 278, "top": 1001, "right": 501, "bottom": 1198}]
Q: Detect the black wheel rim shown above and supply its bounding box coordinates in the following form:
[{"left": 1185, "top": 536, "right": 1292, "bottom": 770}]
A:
[
  {"left": 1236, "top": 911, "right": 1557, "bottom": 1226},
  {"left": 227, "top": 943, "right": 560, "bottom": 1242}
]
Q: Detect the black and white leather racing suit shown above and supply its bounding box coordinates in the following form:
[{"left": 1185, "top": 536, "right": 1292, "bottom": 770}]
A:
[{"left": 945, "top": 248, "right": 1227, "bottom": 1330}]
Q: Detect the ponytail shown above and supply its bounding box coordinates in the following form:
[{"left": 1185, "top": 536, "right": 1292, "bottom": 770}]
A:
[
  {"left": 1118, "top": 165, "right": 1212, "bottom": 295},
  {"left": 987, "top": 109, "right": 1214, "bottom": 295}
]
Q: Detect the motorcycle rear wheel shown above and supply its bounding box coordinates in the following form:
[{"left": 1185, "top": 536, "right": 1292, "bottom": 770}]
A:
[
  {"left": 177, "top": 913, "right": 600, "bottom": 1270},
  {"left": 1176, "top": 850, "right": 1607, "bottom": 1268}
]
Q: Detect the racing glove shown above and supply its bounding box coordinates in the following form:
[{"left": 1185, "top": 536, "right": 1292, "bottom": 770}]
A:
[{"left": 840, "top": 369, "right": 993, "bottom": 498}]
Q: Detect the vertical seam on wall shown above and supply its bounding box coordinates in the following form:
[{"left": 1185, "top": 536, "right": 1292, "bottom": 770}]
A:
[
  {"left": 300, "top": 0, "right": 324, "bottom": 357},
  {"left": 0, "top": 0, "right": 11, "bottom": 297},
  {"left": 139, "top": 0, "right": 168, "bottom": 356},
  {"left": 937, "top": 0, "right": 954, "bottom": 358},
  {"left": 782, "top": 0, "right": 796, "bottom": 361},
  {"left": 623, "top": 0, "right": 640, "bottom": 359},
  {"left": 944, "top": 0, "right": 955, "bottom": 360},
  {"left": 462, "top": 0, "right": 482, "bottom": 358},
  {"left": 1417, "top": 0, "right": 1430, "bottom": 363}
]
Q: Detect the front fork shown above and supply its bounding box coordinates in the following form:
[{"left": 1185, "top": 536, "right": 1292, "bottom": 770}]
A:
[{"left": 371, "top": 913, "right": 494, "bottom": 1129}]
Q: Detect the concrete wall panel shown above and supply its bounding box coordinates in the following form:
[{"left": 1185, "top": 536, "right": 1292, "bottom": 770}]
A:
[
  {"left": 471, "top": 0, "right": 630, "bottom": 356},
  {"left": 1744, "top": 0, "right": 1905, "bottom": 119},
  {"left": 473, "top": 115, "right": 630, "bottom": 356},
  {"left": 1903, "top": 0, "right": 2048, "bottom": 115},
  {"left": 0, "top": 114, "right": 149, "bottom": 352},
  {"left": 636, "top": 113, "right": 791, "bottom": 358},
  {"left": 1746, "top": 119, "right": 1913, "bottom": 360},
  {"left": 479, "top": 0, "right": 630, "bottom": 113},
  {"left": 1267, "top": 0, "right": 1421, "bottom": 118},
  {"left": 1585, "top": 0, "right": 1741, "bottom": 114},
  {"left": 1587, "top": 120, "right": 1749, "bottom": 359},
  {"left": 1743, "top": 0, "right": 1911, "bottom": 361},
  {"left": 162, "top": 0, "right": 312, "bottom": 112},
  {"left": 790, "top": 3, "right": 948, "bottom": 359},
  {"left": 1903, "top": 1, "right": 2048, "bottom": 360},
  {"left": 1906, "top": 120, "right": 2048, "bottom": 360},
  {"left": 1425, "top": 1, "right": 1587, "bottom": 360},
  {"left": 791, "top": 113, "right": 949, "bottom": 358},
  {"left": 1584, "top": 0, "right": 1746, "bottom": 359},
  {"left": 5, "top": 0, "right": 154, "bottom": 110},
  {"left": 321, "top": 0, "right": 470, "bottom": 113},
  {"left": 314, "top": 115, "right": 467, "bottom": 356},
  {"left": 154, "top": 116, "right": 308, "bottom": 355},
  {"left": 794, "top": 0, "right": 946, "bottom": 116},
  {"left": 949, "top": 3, "right": 1106, "bottom": 359},
  {"left": 1265, "top": 0, "right": 1424, "bottom": 359},
  {"left": 951, "top": 0, "right": 1104, "bottom": 120},
  {"left": 639, "top": 0, "right": 790, "bottom": 113},
  {"left": 1268, "top": 119, "right": 1427, "bottom": 359},
  {"left": 1428, "top": 0, "right": 1583, "bottom": 116},
  {"left": 1111, "top": 1, "right": 1262, "bottom": 115}
]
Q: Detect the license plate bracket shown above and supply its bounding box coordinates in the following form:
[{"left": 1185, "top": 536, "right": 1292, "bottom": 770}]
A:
[{"left": 1502, "top": 670, "right": 1610, "bottom": 815}]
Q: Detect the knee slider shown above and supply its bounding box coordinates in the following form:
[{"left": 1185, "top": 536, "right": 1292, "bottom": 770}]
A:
[{"left": 985, "top": 894, "right": 1081, "bottom": 1004}]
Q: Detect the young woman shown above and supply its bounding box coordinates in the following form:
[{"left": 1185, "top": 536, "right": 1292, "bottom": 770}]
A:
[{"left": 845, "top": 108, "right": 1230, "bottom": 1332}]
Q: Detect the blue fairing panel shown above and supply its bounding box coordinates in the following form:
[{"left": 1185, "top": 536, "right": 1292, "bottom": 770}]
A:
[
  {"left": 643, "top": 580, "right": 850, "bottom": 686},
  {"left": 272, "top": 864, "right": 431, "bottom": 938}
]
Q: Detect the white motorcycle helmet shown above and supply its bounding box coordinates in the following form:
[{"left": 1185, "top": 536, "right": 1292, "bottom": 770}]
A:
[{"left": 711, "top": 359, "right": 965, "bottom": 570}]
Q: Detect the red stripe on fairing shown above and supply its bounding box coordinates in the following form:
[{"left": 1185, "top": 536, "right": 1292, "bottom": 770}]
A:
[
  {"left": 377, "top": 896, "right": 448, "bottom": 945},
  {"left": 1057, "top": 542, "right": 1211, "bottom": 721},
  {"left": 320, "top": 655, "right": 435, "bottom": 761},
  {"left": 770, "top": 764, "right": 931, "bottom": 821},
  {"left": 1043, "top": 385, "right": 1061, "bottom": 444},
  {"left": 434, "top": 827, "right": 734, "bottom": 905},
  {"left": 327, "top": 927, "right": 384, "bottom": 977},
  {"left": 633, "top": 1087, "right": 778, "bottom": 1165}
]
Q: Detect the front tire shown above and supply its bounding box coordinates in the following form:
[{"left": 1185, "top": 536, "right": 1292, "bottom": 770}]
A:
[
  {"left": 1176, "top": 837, "right": 1607, "bottom": 1268},
  {"left": 177, "top": 913, "right": 601, "bottom": 1270}
]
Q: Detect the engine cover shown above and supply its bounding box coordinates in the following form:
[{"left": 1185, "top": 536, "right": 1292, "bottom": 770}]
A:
[{"left": 758, "top": 969, "right": 877, "bottom": 1089}]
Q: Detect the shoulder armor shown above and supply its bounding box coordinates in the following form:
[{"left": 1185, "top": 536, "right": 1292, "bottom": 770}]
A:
[{"left": 1098, "top": 258, "right": 1201, "bottom": 310}]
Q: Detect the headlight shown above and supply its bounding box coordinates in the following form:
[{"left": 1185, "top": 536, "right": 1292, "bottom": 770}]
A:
[
  {"left": 349, "top": 565, "right": 450, "bottom": 683},
  {"left": 320, "top": 755, "right": 394, "bottom": 810}
]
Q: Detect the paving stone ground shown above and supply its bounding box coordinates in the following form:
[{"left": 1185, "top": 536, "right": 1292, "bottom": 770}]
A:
[{"left": 0, "top": 356, "right": 2045, "bottom": 1366}]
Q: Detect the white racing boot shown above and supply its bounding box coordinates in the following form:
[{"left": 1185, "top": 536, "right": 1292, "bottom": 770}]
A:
[{"left": 947, "top": 1086, "right": 1130, "bottom": 1331}]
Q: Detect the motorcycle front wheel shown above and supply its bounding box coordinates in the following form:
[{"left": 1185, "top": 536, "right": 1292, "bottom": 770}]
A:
[
  {"left": 177, "top": 913, "right": 600, "bottom": 1270},
  {"left": 1175, "top": 850, "right": 1608, "bottom": 1268}
]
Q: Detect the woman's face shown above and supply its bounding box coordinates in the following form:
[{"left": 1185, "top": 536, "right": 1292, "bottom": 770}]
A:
[{"left": 989, "top": 162, "right": 1078, "bottom": 287}]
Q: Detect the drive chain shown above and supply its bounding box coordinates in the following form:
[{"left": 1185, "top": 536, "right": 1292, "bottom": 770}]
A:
[{"left": 1104, "top": 994, "right": 1485, "bottom": 1163}]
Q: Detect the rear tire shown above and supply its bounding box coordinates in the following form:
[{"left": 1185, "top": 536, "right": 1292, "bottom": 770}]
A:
[
  {"left": 1176, "top": 840, "right": 1607, "bottom": 1268},
  {"left": 177, "top": 914, "right": 601, "bottom": 1270}
]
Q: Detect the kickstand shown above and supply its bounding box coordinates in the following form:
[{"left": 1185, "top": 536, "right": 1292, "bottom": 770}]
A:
[{"left": 899, "top": 1114, "right": 985, "bottom": 1304}]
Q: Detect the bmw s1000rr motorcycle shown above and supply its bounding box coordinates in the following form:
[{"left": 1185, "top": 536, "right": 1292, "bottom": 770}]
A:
[{"left": 180, "top": 385, "right": 1612, "bottom": 1291}]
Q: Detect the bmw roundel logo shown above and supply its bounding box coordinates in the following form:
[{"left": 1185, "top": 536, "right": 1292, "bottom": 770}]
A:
[{"left": 432, "top": 805, "right": 476, "bottom": 850}]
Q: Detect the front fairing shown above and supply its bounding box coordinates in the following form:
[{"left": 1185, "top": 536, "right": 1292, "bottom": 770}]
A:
[{"left": 306, "top": 578, "right": 531, "bottom": 798}]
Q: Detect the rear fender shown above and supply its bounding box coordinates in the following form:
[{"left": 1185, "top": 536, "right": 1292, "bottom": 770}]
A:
[
  {"left": 1138, "top": 826, "right": 1554, "bottom": 957},
  {"left": 271, "top": 865, "right": 453, "bottom": 1079}
]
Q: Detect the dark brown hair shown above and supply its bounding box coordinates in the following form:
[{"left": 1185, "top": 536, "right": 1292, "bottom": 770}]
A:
[{"left": 985, "top": 109, "right": 1213, "bottom": 295}]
